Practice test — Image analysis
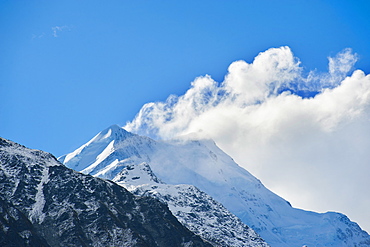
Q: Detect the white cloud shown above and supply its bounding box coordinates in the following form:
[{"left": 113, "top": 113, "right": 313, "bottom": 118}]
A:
[
  {"left": 51, "top": 25, "right": 71, "bottom": 37},
  {"left": 329, "top": 48, "right": 358, "bottom": 77},
  {"left": 125, "top": 46, "right": 370, "bottom": 232},
  {"left": 31, "top": 25, "right": 71, "bottom": 40},
  {"left": 31, "top": 32, "right": 45, "bottom": 39}
]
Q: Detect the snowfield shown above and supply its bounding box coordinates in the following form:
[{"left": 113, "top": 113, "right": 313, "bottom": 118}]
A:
[{"left": 60, "top": 125, "right": 370, "bottom": 246}]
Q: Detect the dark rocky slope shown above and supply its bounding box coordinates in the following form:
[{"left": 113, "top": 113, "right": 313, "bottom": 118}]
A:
[{"left": 0, "top": 137, "right": 211, "bottom": 247}]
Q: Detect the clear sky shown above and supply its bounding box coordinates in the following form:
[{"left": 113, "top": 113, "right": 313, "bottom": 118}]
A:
[{"left": 2, "top": 0, "right": 370, "bottom": 232}]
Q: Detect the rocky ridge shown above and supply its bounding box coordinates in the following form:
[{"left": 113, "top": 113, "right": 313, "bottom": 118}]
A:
[{"left": 0, "top": 137, "right": 211, "bottom": 247}]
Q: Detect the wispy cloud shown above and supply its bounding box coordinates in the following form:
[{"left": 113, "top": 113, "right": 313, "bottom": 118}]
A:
[
  {"left": 124, "top": 46, "right": 370, "bottom": 231},
  {"left": 51, "top": 25, "right": 71, "bottom": 37},
  {"left": 31, "top": 32, "right": 46, "bottom": 40},
  {"left": 31, "top": 25, "right": 72, "bottom": 40}
]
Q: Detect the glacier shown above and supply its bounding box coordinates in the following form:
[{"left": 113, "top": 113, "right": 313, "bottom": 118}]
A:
[{"left": 59, "top": 124, "right": 370, "bottom": 246}]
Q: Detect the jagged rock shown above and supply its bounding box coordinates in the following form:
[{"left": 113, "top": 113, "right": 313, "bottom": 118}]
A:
[{"left": 0, "top": 137, "right": 211, "bottom": 247}]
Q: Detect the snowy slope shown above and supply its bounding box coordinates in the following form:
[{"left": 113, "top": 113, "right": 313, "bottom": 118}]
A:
[
  {"left": 59, "top": 125, "right": 370, "bottom": 247},
  {"left": 113, "top": 162, "right": 268, "bottom": 247},
  {"left": 0, "top": 137, "right": 211, "bottom": 247}
]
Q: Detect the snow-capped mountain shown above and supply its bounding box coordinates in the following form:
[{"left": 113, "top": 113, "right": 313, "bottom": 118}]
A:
[
  {"left": 113, "top": 162, "right": 268, "bottom": 247},
  {"left": 60, "top": 124, "right": 370, "bottom": 246},
  {"left": 0, "top": 137, "right": 211, "bottom": 247}
]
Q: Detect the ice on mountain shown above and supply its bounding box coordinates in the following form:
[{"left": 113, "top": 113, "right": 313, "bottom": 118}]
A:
[{"left": 59, "top": 126, "right": 370, "bottom": 247}]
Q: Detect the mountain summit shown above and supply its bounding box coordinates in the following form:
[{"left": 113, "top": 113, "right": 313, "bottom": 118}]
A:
[
  {"left": 58, "top": 124, "right": 134, "bottom": 171},
  {"left": 60, "top": 125, "right": 370, "bottom": 246}
]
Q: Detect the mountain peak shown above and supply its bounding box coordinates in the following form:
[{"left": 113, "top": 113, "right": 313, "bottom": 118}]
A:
[
  {"left": 96, "top": 124, "right": 133, "bottom": 142},
  {"left": 58, "top": 125, "right": 136, "bottom": 169},
  {"left": 105, "top": 124, "right": 121, "bottom": 133}
]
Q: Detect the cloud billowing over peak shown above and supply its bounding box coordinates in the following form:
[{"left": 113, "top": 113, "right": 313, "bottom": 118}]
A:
[
  {"left": 124, "top": 46, "right": 370, "bottom": 232},
  {"left": 125, "top": 46, "right": 365, "bottom": 139}
]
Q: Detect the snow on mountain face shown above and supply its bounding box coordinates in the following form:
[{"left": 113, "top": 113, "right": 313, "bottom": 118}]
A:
[
  {"left": 60, "top": 125, "right": 370, "bottom": 247},
  {"left": 58, "top": 124, "right": 135, "bottom": 172},
  {"left": 0, "top": 137, "right": 212, "bottom": 247},
  {"left": 113, "top": 162, "right": 269, "bottom": 247}
]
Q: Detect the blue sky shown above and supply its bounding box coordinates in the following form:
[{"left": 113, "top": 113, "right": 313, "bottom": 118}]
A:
[
  {"left": 2, "top": 0, "right": 369, "bottom": 156},
  {"left": 2, "top": 0, "right": 370, "bottom": 231}
]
